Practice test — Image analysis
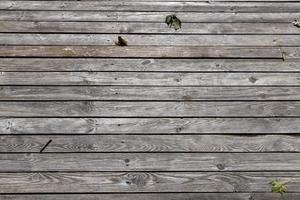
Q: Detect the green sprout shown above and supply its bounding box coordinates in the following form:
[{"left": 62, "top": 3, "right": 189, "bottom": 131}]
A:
[
  {"left": 165, "top": 14, "right": 181, "bottom": 31},
  {"left": 270, "top": 180, "right": 287, "bottom": 195}
]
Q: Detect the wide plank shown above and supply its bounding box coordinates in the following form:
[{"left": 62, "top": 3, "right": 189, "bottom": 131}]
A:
[
  {"left": 2, "top": 135, "right": 300, "bottom": 152},
  {"left": 0, "top": 1, "right": 300, "bottom": 12},
  {"left": 0, "top": 46, "right": 283, "bottom": 58},
  {"left": 1, "top": 153, "right": 300, "bottom": 171},
  {"left": 1, "top": 11, "right": 299, "bottom": 22},
  {"left": 0, "top": 172, "right": 299, "bottom": 193},
  {"left": 1, "top": 193, "right": 300, "bottom": 200},
  {"left": 0, "top": 72, "right": 298, "bottom": 86},
  {"left": 1, "top": 86, "right": 300, "bottom": 100},
  {"left": 0, "top": 59, "right": 297, "bottom": 72},
  {"left": 0, "top": 101, "right": 298, "bottom": 117},
  {"left": 0, "top": 22, "right": 298, "bottom": 34},
  {"left": 0, "top": 117, "right": 298, "bottom": 134},
  {"left": 1, "top": 34, "right": 300, "bottom": 46}
]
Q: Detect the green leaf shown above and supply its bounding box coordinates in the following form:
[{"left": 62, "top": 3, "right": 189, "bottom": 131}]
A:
[
  {"left": 270, "top": 180, "right": 287, "bottom": 195},
  {"left": 165, "top": 14, "right": 181, "bottom": 31},
  {"left": 115, "top": 36, "right": 127, "bottom": 46},
  {"left": 293, "top": 18, "right": 300, "bottom": 27}
]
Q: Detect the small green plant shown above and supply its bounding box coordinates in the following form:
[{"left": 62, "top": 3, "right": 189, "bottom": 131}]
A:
[
  {"left": 293, "top": 18, "right": 300, "bottom": 27},
  {"left": 115, "top": 36, "right": 127, "bottom": 46},
  {"left": 165, "top": 14, "right": 181, "bottom": 31},
  {"left": 270, "top": 180, "right": 287, "bottom": 195}
]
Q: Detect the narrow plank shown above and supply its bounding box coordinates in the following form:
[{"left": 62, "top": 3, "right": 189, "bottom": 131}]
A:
[
  {"left": 0, "top": 172, "right": 299, "bottom": 193},
  {"left": 2, "top": 194, "right": 300, "bottom": 200},
  {"left": 0, "top": 22, "right": 298, "bottom": 34},
  {"left": 0, "top": 72, "right": 298, "bottom": 86},
  {"left": 1, "top": 34, "right": 300, "bottom": 46},
  {"left": 2, "top": 86, "right": 300, "bottom": 101},
  {"left": 0, "top": 1, "right": 300, "bottom": 12},
  {"left": 0, "top": 46, "right": 282, "bottom": 58},
  {"left": 1, "top": 59, "right": 298, "bottom": 72},
  {"left": 1, "top": 117, "right": 298, "bottom": 134},
  {"left": 1, "top": 153, "right": 300, "bottom": 171},
  {"left": 1, "top": 11, "right": 299, "bottom": 22},
  {"left": 2, "top": 135, "right": 300, "bottom": 152},
  {"left": 0, "top": 101, "right": 298, "bottom": 117}
]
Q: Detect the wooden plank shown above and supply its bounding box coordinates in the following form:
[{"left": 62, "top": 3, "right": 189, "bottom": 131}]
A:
[
  {"left": 1, "top": 59, "right": 298, "bottom": 72},
  {"left": 2, "top": 194, "right": 300, "bottom": 200},
  {"left": 0, "top": 21, "right": 298, "bottom": 34},
  {"left": 1, "top": 34, "right": 300, "bottom": 46},
  {"left": 0, "top": 46, "right": 283, "bottom": 58},
  {"left": 0, "top": 72, "right": 298, "bottom": 86},
  {"left": 0, "top": 117, "right": 299, "bottom": 134},
  {"left": 0, "top": 1, "right": 300, "bottom": 12},
  {"left": 0, "top": 172, "right": 299, "bottom": 193},
  {"left": 2, "top": 135, "right": 300, "bottom": 152},
  {"left": 0, "top": 101, "right": 298, "bottom": 117},
  {"left": 282, "top": 47, "right": 300, "bottom": 60},
  {"left": 2, "top": 86, "right": 300, "bottom": 101},
  {"left": 1, "top": 153, "right": 300, "bottom": 171},
  {"left": 0, "top": 11, "right": 299, "bottom": 22}
]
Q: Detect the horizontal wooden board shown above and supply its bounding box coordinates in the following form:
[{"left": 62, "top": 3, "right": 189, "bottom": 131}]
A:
[
  {"left": 1, "top": 117, "right": 299, "bottom": 134},
  {"left": 2, "top": 194, "right": 300, "bottom": 200},
  {"left": 2, "top": 135, "right": 300, "bottom": 152},
  {"left": 0, "top": 72, "right": 299, "bottom": 86},
  {"left": 0, "top": 101, "right": 298, "bottom": 117},
  {"left": 1, "top": 11, "right": 299, "bottom": 22},
  {"left": 0, "top": 22, "right": 298, "bottom": 34},
  {"left": 0, "top": 172, "right": 299, "bottom": 193},
  {"left": 0, "top": 46, "right": 283, "bottom": 58},
  {"left": 0, "top": 59, "right": 297, "bottom": 72},
  {"left": 1, "top": 34, "right": 300, "bottom": 46},
  {"left": 1, "top": 86, "right": 300, "bottom": 100},
  {"left": 1, "top": 153, "right": 300, "bottom": 171},
  {"left": 1, "top": 1, "right": 300, "bottom": 12}
]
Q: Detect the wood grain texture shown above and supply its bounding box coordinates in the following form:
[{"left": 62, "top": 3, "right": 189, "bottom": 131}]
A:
[
  {"left": 0, "top": 46, "right": 283, "bottom": 58},
  {"left": 1, "top": 11, "right": 299, "bottom": 22},
  {"left": 2, "top": 193, "right": 300, "bottom": 200},
  {"left": 1, "top": 86, "right": 300, "bottom": 100},
  {"left": 0, "top": 101, "right": 298, "bottom": 117},
  {"left": 1, "top": 117, "right": 298, "bottom": 134},
  {"left": 0, "top": 72, "right": 299, "bottom": 86},
  {"left": 1, "top": 34, "right": 300, "bottom": 46},
  {"left": 0, "top": 172, "right": 299, "bottom": 193},
  {"left": 0, "top": 1, "right": 300, "bottom": 12},
  {"left": 0, "top": 21, "right": 298, "bottom": 34},
  {"left": 0, "top": 59, "right": 296, "bottom": 72},
  {"left": 2, "top": 153, "right": 300, "bottom": 171},
  {"left": 2, "top": 135, "right": 300, "bottom": 152}
]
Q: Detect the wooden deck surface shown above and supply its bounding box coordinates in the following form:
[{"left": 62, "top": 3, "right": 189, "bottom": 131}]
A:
[{"left": 1, "top": 0, "right": 300, "bottom": 199}]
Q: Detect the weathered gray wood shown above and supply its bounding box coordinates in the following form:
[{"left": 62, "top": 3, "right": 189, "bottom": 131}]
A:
[
  {"left": 1, "top": 34, "right": 299, "bottom": 46},
  {"left": 2, "top": 193, "right": 300, "bottom": 200},
  {"left": 0, "top": 72, "right": 298, "bottom": 86},
  {"left": 0, "top": 1, "right": 300, "bottom": 12},
  {"left": 1, "top": 11, "right": 299, "bottom": 22},
  {"left": 0, "top": 46, "right": 283, "bottom": 58},
  {"left": 2, "top": 135, "right": 300, "bottom": 152},
  {"left": 282, "top": 47, "right": 300, "bottom": 60},
  {"left": 0, "top": 172, "right": 299, "bottom": 193},
  {"left": 1, "top": 86, "right": 300, "bottom": 100},
  {"left": 0, "top": 101, "right": 298, "bottom": 117},
  {"left": 0, "top": 59, "right": 297, "bottom": 72},
  {"left": 1, "top": 153, "right": 300, "bottom": 171},
  {"left": 0, "top": 21, "right": 298, "bottom": 34},
  {"left": 1, "top": 117, "right": 298, "bottom": 134}
]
